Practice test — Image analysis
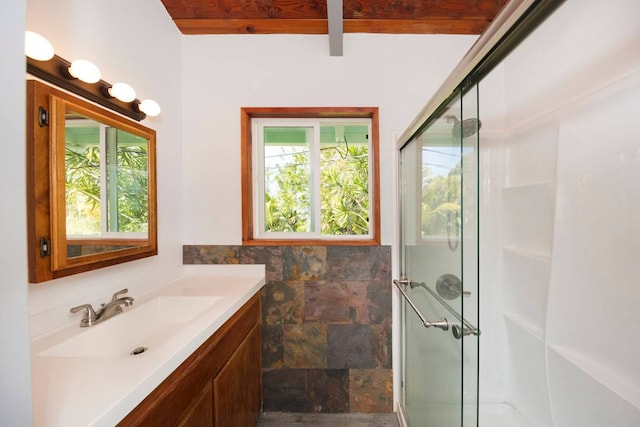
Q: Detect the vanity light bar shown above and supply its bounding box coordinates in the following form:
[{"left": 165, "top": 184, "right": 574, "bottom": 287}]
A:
[
  {"left": 67, "top": 59, "right": 102, "bottom": 84},
  {"left": 24, "top": 31, "right": 54, "bottom": 61},
  {"left": 25, "top": 32, "right": 160, "bottom": 121},
  {"left": 27, "top": 54, "right": 146, "bottom": 121}
]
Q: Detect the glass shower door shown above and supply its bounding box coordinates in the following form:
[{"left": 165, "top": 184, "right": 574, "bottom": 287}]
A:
[{"left": 398, "top": 86, "right": 480, "bottom": 427}]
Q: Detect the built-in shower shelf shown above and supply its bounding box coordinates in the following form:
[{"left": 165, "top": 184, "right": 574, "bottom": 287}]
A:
[
  {"left": 503, "top": 246, "right": 551, "bottom": 262},
  {"left": 547, "top": 345, "right": 640, "bottom": 413},
  {"left": 504, "top": 312, "right": 544, "bottom": 340}
]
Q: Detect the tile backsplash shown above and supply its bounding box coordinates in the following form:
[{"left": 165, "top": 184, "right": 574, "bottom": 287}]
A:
[{"left": 183, "top": 245, "right": 392, "bottom": 413}]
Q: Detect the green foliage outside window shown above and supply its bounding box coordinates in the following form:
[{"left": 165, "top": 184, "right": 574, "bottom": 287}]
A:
[
  {"left": 320, "top": 145, "right": 369, "bottom": 235},
  {"left": 264, "top": 144, "right": 369, "bottom": 235},
  {"left": 264, "top": 147, "right": 310, "bottom": 233}
]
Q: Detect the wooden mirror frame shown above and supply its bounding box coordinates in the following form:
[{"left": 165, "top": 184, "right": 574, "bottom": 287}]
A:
[{"left": 27, "top": 80, "right": 158, "bottom": 283}]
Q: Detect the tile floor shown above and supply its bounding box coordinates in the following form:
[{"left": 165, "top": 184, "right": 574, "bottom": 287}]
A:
[{"left": 256, "top": 412, "right": 400, "bottom": 426}]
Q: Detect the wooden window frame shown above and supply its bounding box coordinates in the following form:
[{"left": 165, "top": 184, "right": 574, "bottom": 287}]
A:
[{"left": 241, "top": 107, "right": 380, "bottom": 246}]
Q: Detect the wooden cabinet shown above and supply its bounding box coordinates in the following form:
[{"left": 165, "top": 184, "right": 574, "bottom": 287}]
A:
[
  {"left": 178, "top": 382, "right": 213, "bottom": 427},
  {"left": 118, "top": 293, "right": 262, "bottom": 427},
  {"left": 214, "top": 324, "right": 261, "bottom": 426}
]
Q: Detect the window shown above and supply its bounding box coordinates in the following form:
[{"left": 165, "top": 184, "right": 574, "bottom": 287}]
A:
[{"left": 241, "top": 107, "right": 380, "bottom": 245}]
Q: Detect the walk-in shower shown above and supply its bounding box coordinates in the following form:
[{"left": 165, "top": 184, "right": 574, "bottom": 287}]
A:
[{"left": 395, "top": 0, "right": 640, "bottom": 426}]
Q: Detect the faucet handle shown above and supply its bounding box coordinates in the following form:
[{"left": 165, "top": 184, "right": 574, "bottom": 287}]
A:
[
  {"left": 111, "top": 288, "right": 129, "bottom": 301},
  {"left": 70, "top": 304, "right": 98, "bottom": 327}
]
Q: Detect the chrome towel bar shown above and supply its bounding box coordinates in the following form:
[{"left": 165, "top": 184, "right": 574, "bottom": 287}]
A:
[
  {"left": 393, "top": 279, "right": 449, "bottom": 332},
  {"left": 394, "top": 278, "right": 480, "bottom": 339}
]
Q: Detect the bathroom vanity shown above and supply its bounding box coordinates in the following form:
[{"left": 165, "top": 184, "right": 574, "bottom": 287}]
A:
[
  {"left": 119, "top": 291, "right": 261, "bottom": 426},
  {"left": 30, "top": 271, "right": 264, "bottom": 426}
]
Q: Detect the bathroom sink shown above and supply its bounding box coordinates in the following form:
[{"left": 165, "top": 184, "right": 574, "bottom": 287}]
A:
[{"left": 39, "top": 296, "right": 224, "bottom": 359}]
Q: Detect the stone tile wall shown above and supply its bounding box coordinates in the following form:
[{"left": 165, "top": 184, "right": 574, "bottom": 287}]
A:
[{"left": 183, "top": 245, "right": 393, "bottom": 413}]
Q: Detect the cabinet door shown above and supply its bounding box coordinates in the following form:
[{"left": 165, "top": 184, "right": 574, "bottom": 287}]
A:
[
  {"left": 178, "top": 381, "right": 213, "bottom": 427},
  {"left": 213, "top": 324, "right": 262, "bottom": 427}
]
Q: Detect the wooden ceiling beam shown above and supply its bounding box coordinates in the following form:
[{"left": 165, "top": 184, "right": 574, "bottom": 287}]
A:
[
  {"left": 175, "top": 18, "right": 491, "bottom": 35},
  {"left": 161, "top": 0, "right": 504, "bottom": 21},
  {"left": 175, "top": 18, "right": 328, "bottom": 35},
  {"left": 344, "top": 18, "right": 491, "bottom": 35},
  {"left": 163, "top": 0, "right": 506, "bottom": 35}
]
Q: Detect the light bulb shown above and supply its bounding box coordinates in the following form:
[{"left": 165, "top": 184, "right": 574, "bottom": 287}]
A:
[
  {"left": 108, "top": 82, "right": 136, "bottom": 102},
  {"left": 68, "top": 59, "right": 101, "bottom": 83},
  {"left": 139, "top": 99, "right": 161, "bottom": 117},
  {"left": 25, "top": 31, "right": 54, "bottom": 61}
]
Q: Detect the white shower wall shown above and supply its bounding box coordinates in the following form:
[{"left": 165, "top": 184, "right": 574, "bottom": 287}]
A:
[{"left": 478, "top": 0, "right": 640, "bottom": 426}]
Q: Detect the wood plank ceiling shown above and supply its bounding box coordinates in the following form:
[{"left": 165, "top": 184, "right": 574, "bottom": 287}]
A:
[{"left": 160, "top": 0, "right": 509, "bottom": 36}]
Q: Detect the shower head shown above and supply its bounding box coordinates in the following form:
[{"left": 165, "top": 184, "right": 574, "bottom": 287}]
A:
[{"left": 445, "top": 115, "right": 482, "bottom": 138}]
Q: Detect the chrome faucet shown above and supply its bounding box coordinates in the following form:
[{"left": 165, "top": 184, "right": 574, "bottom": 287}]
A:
[{"left": 70, "top": 288, "right": 134, "bottom": 327}]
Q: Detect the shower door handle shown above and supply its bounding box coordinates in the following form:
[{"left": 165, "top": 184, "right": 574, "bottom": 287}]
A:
[
  {"left": 452, "top": 324, "right": 480, "bottom": 339},
  {"left": 426, "top": 317, "right": 450, "bottom": 332}
]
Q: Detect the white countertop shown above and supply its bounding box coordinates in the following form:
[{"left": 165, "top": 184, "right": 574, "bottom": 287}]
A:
[{"left": 30, "top": 268, "right": 265, "bottom": 426}]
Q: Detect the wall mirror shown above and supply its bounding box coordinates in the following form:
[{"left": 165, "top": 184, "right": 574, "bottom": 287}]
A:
[{"left": 27, "top": 80, "right": 157, "bottom": 283}]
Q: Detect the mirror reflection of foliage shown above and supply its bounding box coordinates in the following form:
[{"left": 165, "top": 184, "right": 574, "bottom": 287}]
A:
[
  {"left": 65, "top": 142, "right": 148, "bottom": 234},
  {"left": 66, "top": 145, "right": 101, "bottom": 234},
  {"left": 264, "top": 144, "right": 369, "bottom": 235},
  {"left": 421, "top": 161, "right": 461, "bottom": 238},
  {"left": 113, "top": 145, "right": 148, "bottom": 232}
]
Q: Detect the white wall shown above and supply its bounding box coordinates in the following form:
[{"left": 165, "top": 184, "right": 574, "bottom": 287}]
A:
[
  {"left": 17, "top": 3, "right": 479, "bottom": 420},
  {"left": 181, "top": 33, "right": 476, "bottom": 414},
  {"left": 181, "top": 33, "right": 477, "bottom": 246},
  {"left": 26, "top": 0, "right": 184, "bottom": 337},
  {"left": 479, "top": 0, "right": 640, "bottom": 425},
  {"left": 0, "top": 1, "right": 33, "bottom": 425},
  {"left": 546, "top": 70, "right": 640, "bottom": 427}
]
